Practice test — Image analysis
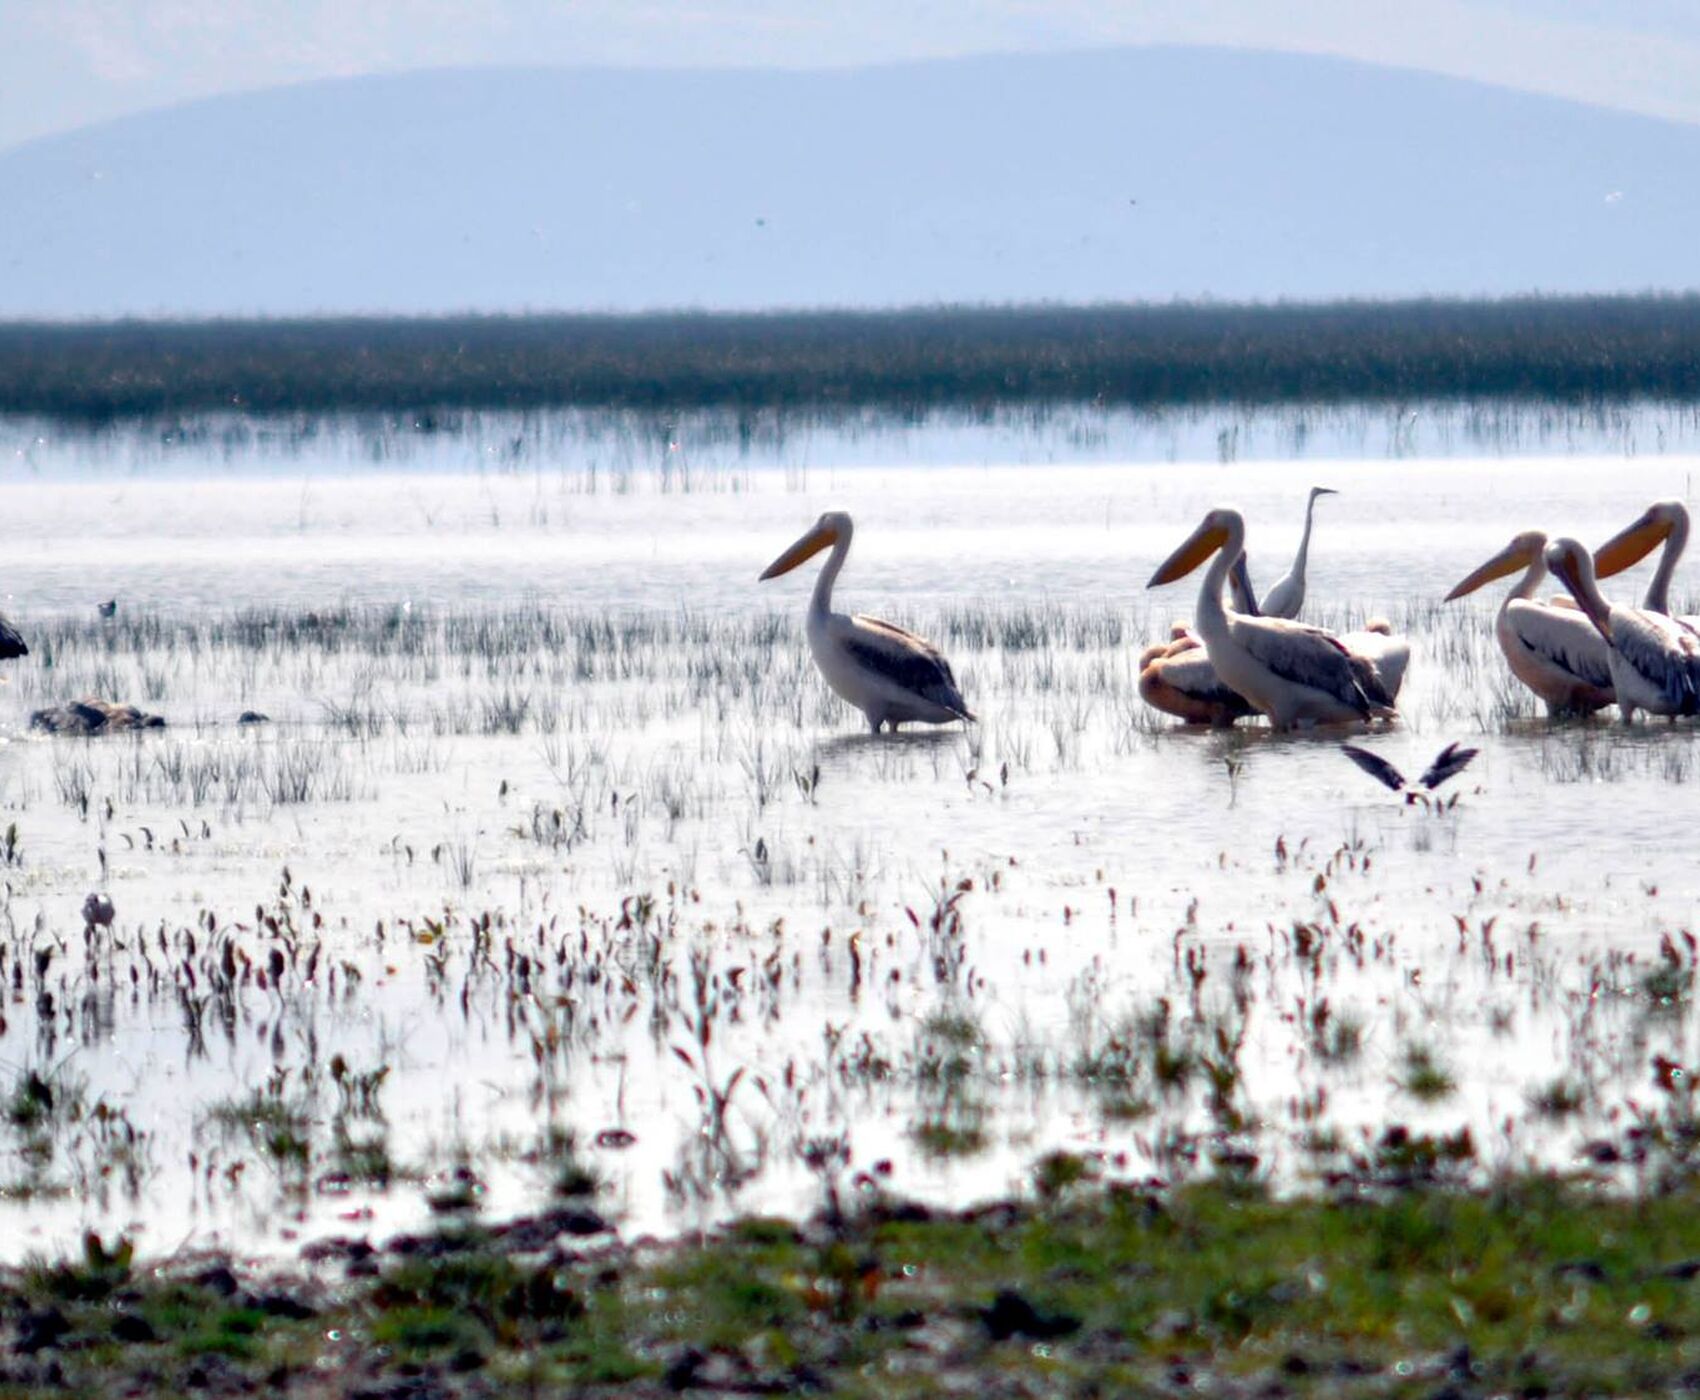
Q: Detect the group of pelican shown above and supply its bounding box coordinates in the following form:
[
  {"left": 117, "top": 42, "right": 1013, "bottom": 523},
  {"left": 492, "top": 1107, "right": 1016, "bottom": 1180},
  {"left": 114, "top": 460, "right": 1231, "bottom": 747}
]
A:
[
  {"left": 1447, "top": 501, "right": 1700, "bottom": 721},
  {"left": 758, "top": 494, "right": 1700, "bottom": 736}
]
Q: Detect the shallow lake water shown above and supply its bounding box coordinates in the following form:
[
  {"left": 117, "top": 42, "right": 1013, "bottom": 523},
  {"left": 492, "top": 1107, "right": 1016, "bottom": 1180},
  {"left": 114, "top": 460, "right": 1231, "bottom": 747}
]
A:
[{"left": 2, "top": 402, "right": 1700, "bottom": 1264}]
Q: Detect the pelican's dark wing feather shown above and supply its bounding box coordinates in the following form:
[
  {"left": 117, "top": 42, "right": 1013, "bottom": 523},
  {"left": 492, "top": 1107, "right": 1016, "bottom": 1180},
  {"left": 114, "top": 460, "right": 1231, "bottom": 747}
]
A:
[
  {"left": 847, "top": 615, "right": 974, "bottom": 720},
  {"left": 1235, "top": 618, "right": 1392, "bottom": 717},
  {"left": 1340, "top": 744, "right": 1406, "bottom": 792}
]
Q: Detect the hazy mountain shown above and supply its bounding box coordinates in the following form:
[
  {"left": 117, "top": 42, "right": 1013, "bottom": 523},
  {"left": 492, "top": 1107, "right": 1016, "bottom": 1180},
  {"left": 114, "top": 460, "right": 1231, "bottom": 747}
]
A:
[{"left": 1, "top": 47, "right": 1696, "bottom": 317}]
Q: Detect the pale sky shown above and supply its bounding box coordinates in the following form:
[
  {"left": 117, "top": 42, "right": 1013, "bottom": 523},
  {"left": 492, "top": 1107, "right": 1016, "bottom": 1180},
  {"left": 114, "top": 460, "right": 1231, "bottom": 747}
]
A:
[{"left": 5, "top": 0, "right": 1700, "bottom": 152}]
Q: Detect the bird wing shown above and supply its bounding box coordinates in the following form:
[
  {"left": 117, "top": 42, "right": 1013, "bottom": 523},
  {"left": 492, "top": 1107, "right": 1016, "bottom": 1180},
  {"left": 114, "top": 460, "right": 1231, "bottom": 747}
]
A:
[
  {"left": 846, "top": 614, "right": 975, "bottom": 720},
  {"left": 1614, "top": 609, "right": 1700, "bottom": 714},
  {"left": 1231, "top": 616, "right": 1390, "bottom": 716},
  {"left": 1340, "top": 744, "right": 1406, "bottom": 792},
  {"left": 1418, "top": 742, "right": 1479, "bottom": 790},
  {"left": 1505, "top": 601, "right": 1612, "bottom": 689}
]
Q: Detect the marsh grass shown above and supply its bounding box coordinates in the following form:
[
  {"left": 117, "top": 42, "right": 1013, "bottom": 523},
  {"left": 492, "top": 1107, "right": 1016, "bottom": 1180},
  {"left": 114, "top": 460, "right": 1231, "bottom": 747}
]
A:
[{"left": 9, "top": 297, "right": 1700, "bottom": 423}]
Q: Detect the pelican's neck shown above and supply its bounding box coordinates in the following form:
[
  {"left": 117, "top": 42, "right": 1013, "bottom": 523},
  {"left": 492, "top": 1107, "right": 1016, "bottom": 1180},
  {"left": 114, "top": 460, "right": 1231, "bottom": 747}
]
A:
[
  {"left": 811, "top": 526, "right": 852, "bottom": 620},
  {"left": 1645, "top": 511, "right": 1688, "bottom": 613},
  {"left": 1197, "top": 518, "right": 1246, "bottom": 644},
  {"left": 1507, "top": 554, "right": 1546, "bottom": 603},
  {"left": 1559, "top": 563, "right": 1615, "bottom": 641}
]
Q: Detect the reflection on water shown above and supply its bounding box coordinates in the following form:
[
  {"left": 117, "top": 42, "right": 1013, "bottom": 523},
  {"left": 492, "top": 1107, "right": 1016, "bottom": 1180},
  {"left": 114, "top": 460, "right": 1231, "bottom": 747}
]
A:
[{"left": 0, "top": 406, "right": 1696, "bottom": 1261}]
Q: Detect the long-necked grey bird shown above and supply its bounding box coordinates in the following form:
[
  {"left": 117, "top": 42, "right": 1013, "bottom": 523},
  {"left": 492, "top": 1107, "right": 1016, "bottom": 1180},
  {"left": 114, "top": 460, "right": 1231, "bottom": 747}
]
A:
[{"left": 1250, "top": 485, "right": 1337, "bottom": 620}]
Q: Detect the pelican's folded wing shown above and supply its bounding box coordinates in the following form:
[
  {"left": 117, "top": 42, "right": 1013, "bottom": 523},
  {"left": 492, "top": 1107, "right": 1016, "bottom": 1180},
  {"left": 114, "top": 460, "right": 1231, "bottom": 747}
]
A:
[
  {"left": 1232, "top": 616, "right": 1391, "bottom": 716},
  {"left": 1614, "top": 611, "right": 1700, "bottom": 714},
  {"left": 846, "top": 615, "right": 974, "bottom": 720},
  {"left": 1505, "top": 601, "right": 1612, "bottom": 689}
]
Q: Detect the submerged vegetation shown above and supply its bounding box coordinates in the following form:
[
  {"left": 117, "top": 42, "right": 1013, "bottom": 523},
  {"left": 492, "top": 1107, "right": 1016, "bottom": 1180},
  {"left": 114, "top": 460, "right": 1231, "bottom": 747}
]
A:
[{"left": 6, "top": 293, "right": 1700, "bottom": 422}]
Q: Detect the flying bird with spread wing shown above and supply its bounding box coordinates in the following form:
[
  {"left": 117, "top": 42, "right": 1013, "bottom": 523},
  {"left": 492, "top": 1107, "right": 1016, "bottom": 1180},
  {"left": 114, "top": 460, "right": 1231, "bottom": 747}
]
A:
[{"left": 1340, "top": 741, "right": 1480, "bottom": 804}]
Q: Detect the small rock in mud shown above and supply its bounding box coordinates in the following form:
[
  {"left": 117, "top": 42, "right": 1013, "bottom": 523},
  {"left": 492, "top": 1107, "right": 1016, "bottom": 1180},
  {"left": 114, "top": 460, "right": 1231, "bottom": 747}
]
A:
[
  {"left": 13, "top": 1307, "right": 71, "bottom": 1355},
  {"left": 191, "top": 1264, "right": 239, "bottom": 1297},
  {"left": 979, "top": 1287, "right": 1081, "bottom": 1341},
  {"left": 111, "top": 1312, "right": 157, "bottom": 1343},
  {"left": 237, "top": 710, "right": 271, "bottom": 725}
]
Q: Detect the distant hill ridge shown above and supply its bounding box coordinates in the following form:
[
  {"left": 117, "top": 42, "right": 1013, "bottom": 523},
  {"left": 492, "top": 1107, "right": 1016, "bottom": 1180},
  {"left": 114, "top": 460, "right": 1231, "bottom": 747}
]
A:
[{"left": 1, "top": 47, "right": 1697, "bottom": 317}]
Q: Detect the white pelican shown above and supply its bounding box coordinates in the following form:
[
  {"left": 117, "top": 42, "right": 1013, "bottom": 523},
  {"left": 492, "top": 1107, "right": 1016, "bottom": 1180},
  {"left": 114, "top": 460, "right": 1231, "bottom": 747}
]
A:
[
  {"left": 759, "top": 511, "right": 974, "bottom": 733},
  {"left": 1545, "top": 537, "right": 1700, "bottom": 721},
  {"left": 1147, "top": 508, "right": 1397, "bottom": 729},
  {"left": 1592, "top": 500, "right": 1700, "bottom": 631},
  {"left": 1444, "top": 530, "right": 1614, "bottom": 716},
  {"left": 1255, "top": 485, "right": 1337, "bottom": 620}
]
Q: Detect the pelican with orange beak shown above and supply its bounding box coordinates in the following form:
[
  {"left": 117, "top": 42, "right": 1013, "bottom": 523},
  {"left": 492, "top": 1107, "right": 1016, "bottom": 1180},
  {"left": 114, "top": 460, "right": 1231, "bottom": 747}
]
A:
[
  {"left": 1444, "top": 530, "right": 1614, "bottom": 716},
  {"left": 759, "top": 511, "right": 974, "bottom": 733},
  {"left": 1545, "top": 537, "right": 1700, "bottom": 721},
  {"left": 1591, "top": 500, "right": 1700, "bottom": 630},
  {"left": 1146, "top": 508, "right": 1396, "bottom": 729}
]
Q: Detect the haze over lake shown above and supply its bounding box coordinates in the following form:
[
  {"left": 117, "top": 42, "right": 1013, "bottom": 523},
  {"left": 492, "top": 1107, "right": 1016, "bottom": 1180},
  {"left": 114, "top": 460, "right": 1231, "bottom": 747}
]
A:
[{"left": 4, "top": 48, "right": 1699, "bottom": 317}]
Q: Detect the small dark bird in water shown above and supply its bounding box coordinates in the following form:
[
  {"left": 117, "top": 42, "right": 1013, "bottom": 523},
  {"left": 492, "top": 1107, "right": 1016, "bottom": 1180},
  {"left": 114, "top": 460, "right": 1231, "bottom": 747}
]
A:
[
  {"left": 1341, "top": 741, "right": 1479, "bottom": 805},
  {"left": 97, "top": 599, "right": 117, "bottom": 619}
]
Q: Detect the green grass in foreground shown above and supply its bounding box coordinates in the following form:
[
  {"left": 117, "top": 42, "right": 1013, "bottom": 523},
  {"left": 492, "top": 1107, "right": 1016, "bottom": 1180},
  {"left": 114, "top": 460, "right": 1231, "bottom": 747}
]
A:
[
  {"left": 7, "top": 1176, "right": 1700, "bottom": 1395},
  {"left": 6, "top": 293, "right": 1700, "bottom": 421}
]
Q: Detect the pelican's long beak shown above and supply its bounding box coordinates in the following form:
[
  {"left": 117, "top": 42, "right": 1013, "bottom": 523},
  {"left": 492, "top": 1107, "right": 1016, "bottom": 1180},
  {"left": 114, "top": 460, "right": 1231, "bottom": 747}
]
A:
[
  {"left": 759, "top": 523, "right": 838, "bottom": 580},
  {"left": 1314, "top": 486, "right": 1339, "bottom": 497},
  {"left": 1147, "top": 520, "right": 1229, "bottom": 588},
  {"left": 1593, "top": 510, "right": 1670, "bottom": 580},
  {"left": 1445, "top": 539, "right": 1533, "bottom": 601}
]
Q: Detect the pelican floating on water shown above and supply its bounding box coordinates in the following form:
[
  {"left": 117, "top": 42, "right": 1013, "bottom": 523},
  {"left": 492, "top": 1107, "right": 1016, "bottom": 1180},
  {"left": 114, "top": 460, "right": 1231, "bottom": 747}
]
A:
[
  {"left": 1545, "top": 537, "right": 1700, "bottom": 721},
  {"left": 759, "top": 511, "right": 974, "bottom": 733},
  {"left": 1249, "top": 486, "right": 1337, "bottom": 620},
  {"left": 1592, "top": 500, "right": 1700, "bottom": 632},
  {"left": 1146, "top": 508, "right": 1397, "bottom": 729},
  {"left": 1444, "top": 530, "right": 1614, "bottom": 716}
]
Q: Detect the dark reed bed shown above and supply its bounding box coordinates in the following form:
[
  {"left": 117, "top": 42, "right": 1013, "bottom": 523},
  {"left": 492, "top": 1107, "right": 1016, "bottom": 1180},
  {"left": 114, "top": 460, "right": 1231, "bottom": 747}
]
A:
[{"left": 6, "top": 294, "right": 1700, "bottom": 423}]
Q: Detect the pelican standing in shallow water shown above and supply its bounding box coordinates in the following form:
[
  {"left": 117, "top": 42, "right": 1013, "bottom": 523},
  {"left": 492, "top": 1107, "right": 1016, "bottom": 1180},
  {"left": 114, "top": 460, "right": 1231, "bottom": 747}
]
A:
[
  {"left": 1545, "top": 537, "right": 1700, "bottom": 721},
  {"left": 759, "top": 511, "right": 974, "bottom": 733},
  {"left": 1248, "top": 485, "right": 1337, "bottom": 620},
  {"left": 1445, "top": 530, "right": 1614, "bottom": 716},
  {"left": 1147, "top": 507, "right": 1397, "bottom": 729},
  {"left": 1592, "top": 500, "right": 1700, "bottom": 631}
]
